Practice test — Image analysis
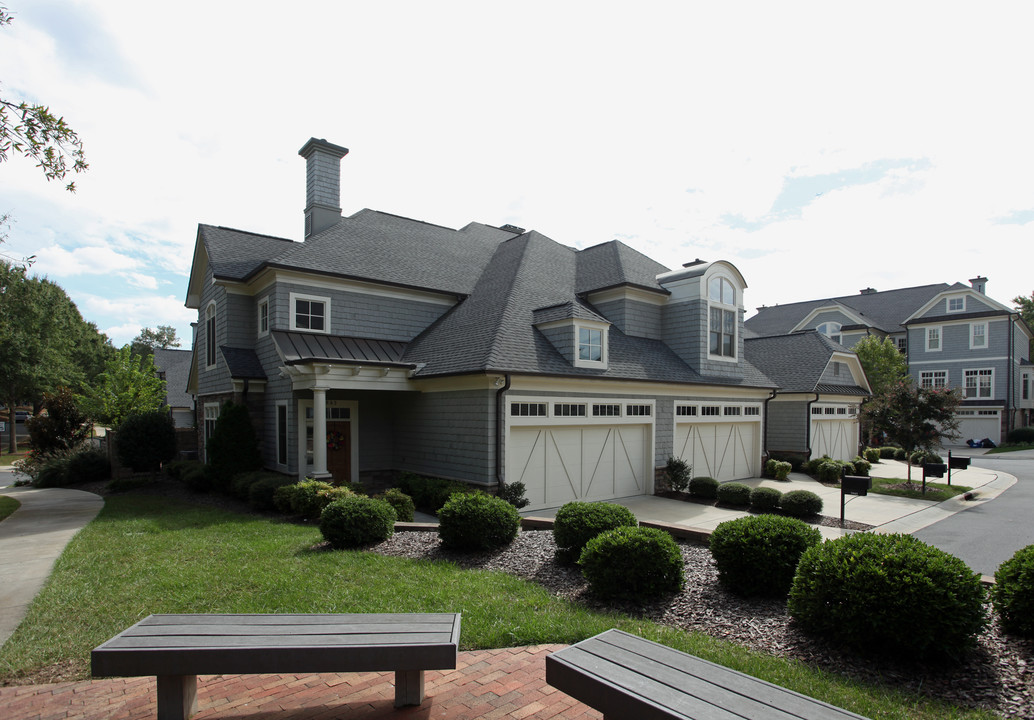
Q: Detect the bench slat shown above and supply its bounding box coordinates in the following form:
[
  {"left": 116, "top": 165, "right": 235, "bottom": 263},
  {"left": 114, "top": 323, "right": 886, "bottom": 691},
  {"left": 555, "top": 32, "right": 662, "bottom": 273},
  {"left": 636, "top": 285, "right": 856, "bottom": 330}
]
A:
[
  {"left": 137, "top": 613, "right": 458, "bottom": 626},
  {"left": 102, "top": 632, "right": 456, "bottom": 648},
  {"left": 547, "top": 630, "right": 870, "bottom": 720},
  {"left": 117, "top": 624, "right": 456, "bottom": 637}
]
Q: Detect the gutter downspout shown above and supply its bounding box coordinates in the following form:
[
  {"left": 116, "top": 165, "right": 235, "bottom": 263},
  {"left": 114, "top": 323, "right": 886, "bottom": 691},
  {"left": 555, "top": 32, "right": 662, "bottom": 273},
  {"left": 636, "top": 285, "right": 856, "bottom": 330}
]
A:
[
  {"left": 762, "top": 389, "right": 777, "bottom": 462},
  {"left": 495, "top": 374, "right": 512, "bottom": 487},
  {"left": 805, "top": 392, "right": 820, "bottom": 459},
  {"left": 1007, "top": 313, "right": 1015, "bottom": 434}
]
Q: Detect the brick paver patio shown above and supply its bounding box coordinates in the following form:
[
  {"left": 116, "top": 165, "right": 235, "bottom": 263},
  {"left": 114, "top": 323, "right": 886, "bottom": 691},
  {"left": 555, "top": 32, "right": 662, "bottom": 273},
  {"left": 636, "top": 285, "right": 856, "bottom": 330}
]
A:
[{"left": 0, "top": 645, "right": 601, "bottom": 720}]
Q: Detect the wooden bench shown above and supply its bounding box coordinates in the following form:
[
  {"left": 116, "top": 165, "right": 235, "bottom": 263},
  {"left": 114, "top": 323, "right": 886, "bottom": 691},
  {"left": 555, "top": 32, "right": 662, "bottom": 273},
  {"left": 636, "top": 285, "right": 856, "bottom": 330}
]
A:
[
  {"left": 546, "top": 629, "right": 871, "bottom": 720},
  {"left": 91, "top": 612, "right": 461, "bottom": 719}
]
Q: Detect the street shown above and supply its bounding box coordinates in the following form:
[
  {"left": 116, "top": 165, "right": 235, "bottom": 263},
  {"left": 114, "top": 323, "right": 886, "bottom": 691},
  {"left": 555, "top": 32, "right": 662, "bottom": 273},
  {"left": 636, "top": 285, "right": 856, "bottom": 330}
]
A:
[{"left": 914, "top": 451, "right": 1034, "bottom": 578}]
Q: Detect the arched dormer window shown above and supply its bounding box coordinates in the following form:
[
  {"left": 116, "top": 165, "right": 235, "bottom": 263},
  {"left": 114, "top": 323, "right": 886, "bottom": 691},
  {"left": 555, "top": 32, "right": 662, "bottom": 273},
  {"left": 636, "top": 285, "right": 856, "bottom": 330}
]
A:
[
  {"left": 708, "top": 276, "right": 737, "bottom": 359},
  {"left": 205, "top": 302, "right": 217, "bottom": 369},
  {"left": 817, "top": 322, "right": 842, "bottom": 344}
]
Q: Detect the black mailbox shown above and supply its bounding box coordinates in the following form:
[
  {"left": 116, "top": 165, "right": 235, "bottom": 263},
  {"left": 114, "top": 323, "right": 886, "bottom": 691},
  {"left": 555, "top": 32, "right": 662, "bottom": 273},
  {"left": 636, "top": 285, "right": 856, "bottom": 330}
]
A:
[
  {"left": 842, "top": 475, "right": 872, "bottom": 496},
  {"left": 923, "top": 462, "right": 947, "bottom": 478},
  {"left": 949, "top": 455, "right": 971, "bottom": 470}
]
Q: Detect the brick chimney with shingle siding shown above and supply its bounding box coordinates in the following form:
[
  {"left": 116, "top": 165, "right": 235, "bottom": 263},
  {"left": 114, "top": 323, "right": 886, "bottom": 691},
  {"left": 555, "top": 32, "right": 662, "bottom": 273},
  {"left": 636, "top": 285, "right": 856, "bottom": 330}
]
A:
[{"left": 298, "top": 138, "right": 348, "bottom": 238}]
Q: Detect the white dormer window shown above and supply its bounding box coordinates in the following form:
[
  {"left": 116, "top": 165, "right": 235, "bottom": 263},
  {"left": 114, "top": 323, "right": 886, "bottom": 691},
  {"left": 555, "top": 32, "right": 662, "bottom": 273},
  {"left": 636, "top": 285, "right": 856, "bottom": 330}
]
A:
[
  {"left": 574, "top": 322, "right": 608, "bottom": 368},
  {"left": 290, "top": 292, "right": 331, "bottom": 333},
  {"left": 817, "top": 322, "right": 842, "bottom": 344},
  {"left": 948, "top": 296, "right": 966, "bottom": 313},
  {"left": 708, "top": 276, "right": 737, "bottom": 359}
]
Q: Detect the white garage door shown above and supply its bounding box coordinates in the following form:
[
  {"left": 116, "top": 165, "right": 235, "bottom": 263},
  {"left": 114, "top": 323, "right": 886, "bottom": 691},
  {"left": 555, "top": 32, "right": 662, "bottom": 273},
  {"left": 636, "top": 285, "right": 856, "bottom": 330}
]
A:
[
  {"left": 673, "top": 422, "right": 758, "bottom": 482},
  {"left": 956, "top": 410, "right": 1001, "bottom": 445},
  {"left": 508, "top": 424, "right": 650, "bottom": 511},
  {"left": 811, "top": 419, "right": 859, "bottom": 462}
]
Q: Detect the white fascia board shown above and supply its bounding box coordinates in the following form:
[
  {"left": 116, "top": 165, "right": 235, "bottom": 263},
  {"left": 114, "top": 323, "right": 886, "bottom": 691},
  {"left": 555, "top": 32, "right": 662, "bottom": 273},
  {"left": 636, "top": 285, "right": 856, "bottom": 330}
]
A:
[
  {"left": 273, "top": 269, "right": 458, "bottom": 306},
  {"left": 507, "top": 374, "right": 773, "bottom": 400},
  {"left": 830, "top": 351, "right": 872, "bottom": 393},
  {"left": 905, "top": 288, "right": 1012, "bottom": 322},
  {"left": 587, "top": 286, "right": 668, "bottom": 306},
  {"left": 184, "top": 236, "right": 210, "bottom": 309}
]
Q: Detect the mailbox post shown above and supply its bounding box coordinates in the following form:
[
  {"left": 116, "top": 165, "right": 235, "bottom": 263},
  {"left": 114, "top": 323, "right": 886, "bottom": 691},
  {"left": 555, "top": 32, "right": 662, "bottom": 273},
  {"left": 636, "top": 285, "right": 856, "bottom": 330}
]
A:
[
  {"left": 841, "top": 475, "right": 872, "bottom": 525},
  {"left": 947, "top": 451, "right": 970, "bottom": 486}
]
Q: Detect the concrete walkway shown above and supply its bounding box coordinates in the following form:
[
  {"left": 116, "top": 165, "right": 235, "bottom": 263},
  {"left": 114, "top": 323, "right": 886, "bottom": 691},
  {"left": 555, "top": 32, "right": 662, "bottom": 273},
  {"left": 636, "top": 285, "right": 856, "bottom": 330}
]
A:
[{"left": 0, "top": 483, "right": 103, "bottom": 648}]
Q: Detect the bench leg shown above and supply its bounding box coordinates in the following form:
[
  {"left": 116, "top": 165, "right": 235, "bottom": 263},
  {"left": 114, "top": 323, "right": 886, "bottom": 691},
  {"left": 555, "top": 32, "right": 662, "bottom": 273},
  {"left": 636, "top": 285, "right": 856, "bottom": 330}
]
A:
[
  {"left": 156, "top": 674, "right": 198, "bottom": 720},
  {"left": 394, "top": 669, "right": 425, "bottom": 707}
]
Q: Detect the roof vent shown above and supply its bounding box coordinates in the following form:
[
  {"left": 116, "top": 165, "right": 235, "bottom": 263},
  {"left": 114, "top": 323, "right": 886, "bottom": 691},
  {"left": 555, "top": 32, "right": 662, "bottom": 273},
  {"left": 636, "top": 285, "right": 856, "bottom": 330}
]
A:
[
  {"left": 682, "top": 258, "right": 707, "bottom": 268},
  {"left": 499, "top": 223, "right": 525, "bottom": 234},
  {"left": 860, "top": 287, "right": 877, "bottom": 295}
]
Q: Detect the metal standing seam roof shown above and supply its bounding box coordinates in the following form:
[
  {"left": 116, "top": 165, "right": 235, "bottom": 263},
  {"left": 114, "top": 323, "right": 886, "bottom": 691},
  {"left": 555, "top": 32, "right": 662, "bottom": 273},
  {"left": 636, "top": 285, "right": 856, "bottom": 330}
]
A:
[{"left": 273, "top": 331, "right": 411, "bottom": 367}]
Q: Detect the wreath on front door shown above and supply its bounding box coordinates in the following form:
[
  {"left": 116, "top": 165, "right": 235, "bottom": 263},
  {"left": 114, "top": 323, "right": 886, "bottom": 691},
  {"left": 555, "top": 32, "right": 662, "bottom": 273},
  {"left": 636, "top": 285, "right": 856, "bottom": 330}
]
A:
[{"left": 327, "top": 431, "right": 346, "bottom": 452}]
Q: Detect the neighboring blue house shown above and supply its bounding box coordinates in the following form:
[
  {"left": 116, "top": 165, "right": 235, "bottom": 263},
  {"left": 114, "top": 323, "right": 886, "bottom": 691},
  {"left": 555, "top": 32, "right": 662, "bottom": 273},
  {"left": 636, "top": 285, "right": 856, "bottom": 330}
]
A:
[
  {"left": 185, "top": 138, "right": 817, "bottom": 510},
  {"left": 746, "top": 282, "right": 1034, "bottom": 445}
]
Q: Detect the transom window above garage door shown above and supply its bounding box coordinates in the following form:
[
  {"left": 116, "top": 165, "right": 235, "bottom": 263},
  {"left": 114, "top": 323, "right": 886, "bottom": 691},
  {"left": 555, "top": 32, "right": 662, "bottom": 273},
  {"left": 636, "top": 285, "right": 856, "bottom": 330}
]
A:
[
  {"left": 676, "top": 403, "right": 761, "bottom": 420},
  {"left": 510, "top": 399, "right": 655, "bottom": 424},
  {"left": 811, "top": 404, "right": 857, "bottom": 416}
]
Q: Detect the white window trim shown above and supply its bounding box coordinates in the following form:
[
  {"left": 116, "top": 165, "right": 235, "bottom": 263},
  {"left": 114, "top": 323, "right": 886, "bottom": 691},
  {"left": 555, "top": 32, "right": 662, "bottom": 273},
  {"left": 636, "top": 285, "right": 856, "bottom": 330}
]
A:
[
  {"left": 963, "top": 368, "right": 994, "bottom": 399},
  {"left": 817, "top": 322, "right": 842, "bottom": 344},
  {"left": 296, "top": 398, "right": 358, "bottom": 481},
  {"left": 920, "top": 369, "right": 948, "bottom": 390},
  {"left": 205, "top": 301, "right": 217, "bottom": 369},
  {"left": 947, "top": 295, "right": 966, "bottom": 313},
  {"left": 507, "top": 397, "right": 655, "bottom": 426},
  {"left": 275, "top": 400, "right": 289, "bottom": 467},
  {"left": 257, "top": 298, "right": 270, "bottom": 338},
  {"left": 970, "top": 322, "right": 988, "bottom": 350},
  {"left": 674, "top": 402, "right": 763, "bottom": 423},
  {"left": 706, "top": 272, "right": 740, "bottom": 363},
  {"left": 289, "top": 292, "right": 331, "bottom": 334},
  {"left": 203, "top": 403, "right": 220, "bottom": 452},
  {"left": 573, "top": 321, "right": 609, "bottom": 369},
  {"left": 925, "top": 326, "right": 942, "bottom": 352}
]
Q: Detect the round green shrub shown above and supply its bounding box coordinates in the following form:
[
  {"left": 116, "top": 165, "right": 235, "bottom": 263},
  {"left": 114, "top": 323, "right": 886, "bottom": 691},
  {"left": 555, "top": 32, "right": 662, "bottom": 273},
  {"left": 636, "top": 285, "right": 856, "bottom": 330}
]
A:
[
  {"left": 849, "top": 456, "right": 871, "bottom": 477},
  {"left": 769, "top": 460, "right": 792, "bottom": 481},
  {"left": 815, "top": 459, "right": 845, "bottom": 483},
  {"left": 248, "top": 475, "right": 294, "bottom": 512},
  {"left": 376, "top": 488, "right": 416, "bottom": 523},
  {"left": 438, "top": 492, "right": 520, "bottom": 551},
  {"left": 990, "top": 545, "right": 1034, "bottom": 637},
  {"left": 319, "top": 495, "right": 397, "bottom": 549},
  {"left": 689, "top": 476, "right": 719, "bottom": 499},
  {"left": 879, "top": 446, "right": 899, "bottom": 459},
  {"left": 749, "top": 486, "right": 782, "bottom": 512},
  {"left": 276, "top": 479, "right": 342, "bottom": 519},
  {"left": 716, "top": 482, "right": 751, "bottom": 506},
  {"left": 910, "top": 449, "right": 942, "bottom": 466},
  {"left": 788, "top": 533, "right": 987, "bottom": 659},
  {"left": 780, "top": 489, "right": 823, "bottom": 517},
  {"left": 580, "top": 526, "right": 684, "bottom": 601},
  {"left": 117, "top": 411, "right": 177, "bottom": 473},
  {"left": 710, "top": 515, "right": 822, "bottom": 597},
  {"left": 893, "top": 447, "right": 907, "bottom": 461},
  {"left": 66, "top": 448, "right": 111, "bottom": 483},
  {"left": 863, "top": 447, "right": 881, "bottom": 463},
  {"left": 552, "top": 501, "right": 638, "bottom": 562}
]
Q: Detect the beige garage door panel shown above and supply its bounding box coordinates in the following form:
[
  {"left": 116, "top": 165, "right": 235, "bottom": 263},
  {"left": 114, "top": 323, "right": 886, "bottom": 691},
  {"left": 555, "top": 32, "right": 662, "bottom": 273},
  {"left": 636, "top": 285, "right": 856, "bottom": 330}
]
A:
[
  {"left": 508, "top": 425, "right": 649, "bottom": 511},
  {"left": 811, "top": 420, "right": 859, "bottom": 462},
  {"left": 957, "top": 415, "right": 1000, "bottom": 445},
  {"left": 674, "top": 422, "right": 758, "bottom": 482}
]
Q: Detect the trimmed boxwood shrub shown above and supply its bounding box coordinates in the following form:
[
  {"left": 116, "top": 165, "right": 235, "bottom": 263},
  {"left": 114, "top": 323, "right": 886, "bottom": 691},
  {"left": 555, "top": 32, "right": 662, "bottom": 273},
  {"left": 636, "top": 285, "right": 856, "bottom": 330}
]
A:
[
  {"left": 319, "top": 495, "right": 397, "bottom": 549},
  {"left": 780, "top": 489, "right": 823, "bottom": 517},
  {"left": 788, "top": 533, "right": 987, "bottom": 659},
  {"left": 710, "top": 515, "right": 822, "bottom": 597},
  {"left": 553, "top": 502, "right": 638, "bottom": 563},
  {"left": 66, "top": 448, "right": 111, "bottom": 483},
  {"left": 990, "top": 545, "right": 1034, "bottom": 638},
  {"left": 765, "top": 459, "right": 792, "bottom": 481},
  {"left": 863, "top": 447, "right": 881, "bottom": 463},
  {"left": 910, "top": 449, "right": 942, "bottom": 466},
  {"left": 878, "top": 446, "right": 899, "bottom": 459},
  {"left": 749, "top": 486, "right": 782, "bottom": 512},
  {"left": 397, "top": 473, "right": 471, "bottom": 513},
  {"left": 438, "top": 493, "right": 520, "bottom": 551},
  {"left": 375, "top": 488, "right": 416, "bottom": 523},
  {"left": 815, "top": 459, "right": 848, "bottom": 483},
  {"left": 1006, "top": 427, "right": 1034, "bottom": 444},
  {"left": 248, "top": 474, "right": 295, "bottom": 512},
  {"left": 689, "top": 476, "right": 719, "bottom": 499},
  {"left": 274, "top": 479, "right": 348, "bottom": 520},
  {"left": 716, "top": 482, "right": 751, "bottom": 506},
  {"left": 580, "top": 526, "right": 684, "bottom": 601},
  {"left": 849, "top": 456, "right": 871, "bottom": 477}
]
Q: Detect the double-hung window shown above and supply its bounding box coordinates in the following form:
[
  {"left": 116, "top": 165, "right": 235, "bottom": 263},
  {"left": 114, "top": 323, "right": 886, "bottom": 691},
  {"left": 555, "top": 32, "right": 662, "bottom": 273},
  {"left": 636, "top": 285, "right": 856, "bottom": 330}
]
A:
[
  {"left": 970, "top": 322, "right": 987, "bottom": 349},
  {"left": 926, "top": 327, "right": 941, "bottom": 352},
  {"left": 708, "top": 276, "right": 736, "bottom": 359},
  {"left": 257, "top": 298, "right": 269, "bottom": 337},
  {"left": 964, "top": 369, "right": 993, "bottom": 399},
  {"left": 920, "top": 370, "right": 947, "bottom": 389},
  {"left": 579, "top": 327, "right": 602, "bottom": 362}
]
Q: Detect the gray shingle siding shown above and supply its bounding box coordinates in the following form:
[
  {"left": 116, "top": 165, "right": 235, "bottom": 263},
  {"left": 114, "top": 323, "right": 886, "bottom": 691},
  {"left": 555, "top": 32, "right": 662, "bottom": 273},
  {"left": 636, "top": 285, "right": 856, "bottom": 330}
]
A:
[
  {"left": 539, "top": 325, "right": 575, "bottom": 364},
  {"left": 594, "top": 298, "right": 663, "bottom": 340},
  {"left": 767, "top": 401, "right": 807, "bottom": 453},
  {"left": 197, "top": 275, "right": 231, "bottom": 396}
]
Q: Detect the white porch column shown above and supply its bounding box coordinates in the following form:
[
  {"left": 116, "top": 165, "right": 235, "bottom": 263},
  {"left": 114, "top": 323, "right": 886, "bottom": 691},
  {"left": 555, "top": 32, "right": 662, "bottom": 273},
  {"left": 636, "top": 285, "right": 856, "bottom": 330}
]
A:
[{"left": 312, "top": 387, "right": 331, "bottom": 479}]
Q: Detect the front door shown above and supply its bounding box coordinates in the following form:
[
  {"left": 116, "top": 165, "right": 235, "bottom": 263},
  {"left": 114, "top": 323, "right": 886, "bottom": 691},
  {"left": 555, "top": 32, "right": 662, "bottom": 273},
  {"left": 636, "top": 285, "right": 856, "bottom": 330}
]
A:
[{"left": 326, "top": 420, "right": 352, "bottom": 484}]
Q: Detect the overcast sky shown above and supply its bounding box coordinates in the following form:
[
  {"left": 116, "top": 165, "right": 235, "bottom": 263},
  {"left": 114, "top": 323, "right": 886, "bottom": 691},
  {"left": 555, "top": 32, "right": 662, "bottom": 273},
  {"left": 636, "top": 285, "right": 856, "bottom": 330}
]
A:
[{"left": 2, "top": 1, "right": 1032, "bottom": 348}]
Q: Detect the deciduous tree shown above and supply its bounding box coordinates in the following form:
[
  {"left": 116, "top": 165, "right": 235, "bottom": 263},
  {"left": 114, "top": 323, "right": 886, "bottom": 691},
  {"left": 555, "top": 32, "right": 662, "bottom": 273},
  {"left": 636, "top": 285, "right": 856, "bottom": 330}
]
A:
[
  {"left": 1013, "top": 292, "right": 1034, "bottom": 357},
  {"left": 130, "top": 325, "right": 181, "bottom": 359},
  {"left": 80, "top": 345, "right": 166, "bottom": 428}
]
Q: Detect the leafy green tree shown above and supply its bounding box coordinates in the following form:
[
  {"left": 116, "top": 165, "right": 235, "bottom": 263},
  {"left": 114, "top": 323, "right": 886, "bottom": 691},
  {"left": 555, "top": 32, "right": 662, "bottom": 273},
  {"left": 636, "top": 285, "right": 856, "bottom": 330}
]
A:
[
  {"left": 0, "top": 6, "right": 88, "bottom": 192},
  {"left": 861, "top": 380, "right": 962, "bottom": 481},
  {"left": 1013, "top": 292, "right": 1034, "bottom": 357},
  {"left": 0, "top": 261, "right": 95, "bottom": 452},
  {"left": 117, "top": 410, "right": 176, "bottom": 475},
  {"left": 130, "top": 325, "right": 180, "bottom": 359},
  {"left": 80, "top": 345, "right": 166, "bottom": 428},
  {"left": 25, "top": 386, "right": 90, "bottom": 457},
  {"left": 853, "top": 335, "right": 909, "bottom": 397}
]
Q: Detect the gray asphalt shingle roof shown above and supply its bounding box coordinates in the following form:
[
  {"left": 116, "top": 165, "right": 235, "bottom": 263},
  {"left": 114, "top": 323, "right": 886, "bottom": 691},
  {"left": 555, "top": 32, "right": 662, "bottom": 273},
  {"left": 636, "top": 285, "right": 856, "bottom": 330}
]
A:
[
  {"left": 152, "top": 348, "right": 193, "bottom": 409},
  {"left": 744, "top": 332, "right": 866, "bottom": 395},
  {"left": 745, "top": 283, "right": 950, "bottom": 337}
]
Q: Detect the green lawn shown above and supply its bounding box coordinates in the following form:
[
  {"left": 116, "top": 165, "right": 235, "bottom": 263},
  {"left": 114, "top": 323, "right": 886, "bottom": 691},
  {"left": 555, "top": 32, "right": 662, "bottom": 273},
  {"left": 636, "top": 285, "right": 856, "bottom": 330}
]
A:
[
  {"left": 986, "top": 443, "right": 1034, "bottom": 454},
  {"left": 867, "top": 475, "right": 972, "bottom": 502},
  {"left": 0, "top": 495, "right": 19, "bottom": 522},
  {"left": 0, "top": 495, "right": 996, "bottom": 720}
]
